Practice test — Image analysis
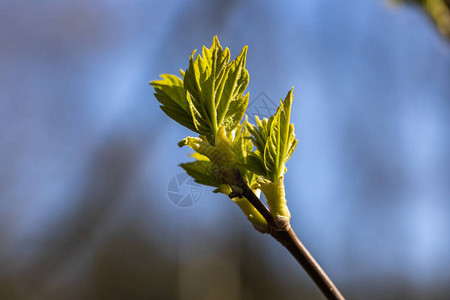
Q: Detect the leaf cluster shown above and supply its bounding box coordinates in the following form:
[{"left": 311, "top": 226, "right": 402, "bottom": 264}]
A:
[
  {"left": 150, "top": 36, "right": 298, "bottom": 230},
  {"left": 151, "top": 36, "right": 249, "bottom": 144},
  {"left": 246, "top": 88, "right": 298, "bottom": 182}
]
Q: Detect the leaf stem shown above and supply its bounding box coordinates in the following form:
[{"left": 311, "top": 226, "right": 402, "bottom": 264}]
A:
[{"left": 240, "top": 181, "right": 345, "bottom": 300}]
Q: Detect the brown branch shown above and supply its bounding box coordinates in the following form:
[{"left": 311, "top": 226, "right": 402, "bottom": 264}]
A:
[
  {"left": 270, "top": 227, "right": 345, "bottom": 300},
  {"left": 236, "top": 174, "right": 345, "bottom": 300}
]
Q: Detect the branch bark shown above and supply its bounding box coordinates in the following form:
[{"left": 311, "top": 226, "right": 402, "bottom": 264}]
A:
[{"left": 240, "top": 181, "right": 345, "bottom": 300}]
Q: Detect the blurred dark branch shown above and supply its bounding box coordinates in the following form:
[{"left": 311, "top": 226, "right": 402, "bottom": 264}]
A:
[{"left": 396, "top": 0, "right": 450, "bottom": 40}]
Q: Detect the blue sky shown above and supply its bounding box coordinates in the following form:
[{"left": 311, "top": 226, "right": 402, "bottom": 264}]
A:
[{"left": 1, "top": 0, "right": 449, "bottom": 293}]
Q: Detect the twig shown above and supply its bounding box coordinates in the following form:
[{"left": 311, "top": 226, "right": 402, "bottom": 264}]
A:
[
  {"left": 238, "top": 177, "right": 345, "bottom": 300},
  {"left": 270, "top": 227, "right": 345, "bottom": 300}
]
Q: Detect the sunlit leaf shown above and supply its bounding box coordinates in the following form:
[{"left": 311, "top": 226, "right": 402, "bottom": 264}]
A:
[
  {"left": 151, "top": 37, "right": 299, "bottom": 231},
  {"left": 182, "top": 36, "right": 250, "bottom": 139},
  {"left": 178, "top": 126, "right": 234, "bottom": 169},
  {"left": 150, "top": 73, "right": 198, "bottom": 133},
  {"left": 240, "top": 153, "right": 268, "bottom": 177},
  {"left": 180, "top": 160, "right": 221, "bottom": 187},
  {"left": 246, "top": 88, "right": 298, "bottom": 182}
]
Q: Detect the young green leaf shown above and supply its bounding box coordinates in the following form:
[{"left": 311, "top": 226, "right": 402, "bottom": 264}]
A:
[
  {"left": 151, "top": 38, "right": 298, "bottom": 232},
  {"left": 242, "top": 153, "right": 268, "bottom": 177},
  {"left": 179, "top": 160, "right": 222, "bottom": 187},
  {"left": 216, "top": 47, "right": 249, "bottom": 131},
  {"left": 178, "top": 126, "right": 234, "bottom": 169},
  {"left": 264, "top": 88, "right": 298, "bottom": 181},
  {"left": 150, "top": 73, "right": 199, "bottom": 133},
  {"left": 246, "top": 88, "right": 298, "bottom": 182},
  {"left": 231, "top": 121, "right": 252, "bottom": 166},
  {"left": 151, "top": 36, "right": 250, "bottom": 141},
  {"left": 245, "top": 88, "right": 298, "bottom": 228},
  {"left": 183, "top": 36, "right": 250, "bottom": 140}
]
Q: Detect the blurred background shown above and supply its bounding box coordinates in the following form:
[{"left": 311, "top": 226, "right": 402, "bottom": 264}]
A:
[{"left": 1, "top": 0, "right": 449, "bottom": 299}]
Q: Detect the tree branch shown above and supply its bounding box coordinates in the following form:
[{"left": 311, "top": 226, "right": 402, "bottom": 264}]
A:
[
  {"left": 237, "top": 175, "right": 344, "bottom": 300},
  {"left": 270, "top": 227, "right": 345, "bottom": 300}
]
